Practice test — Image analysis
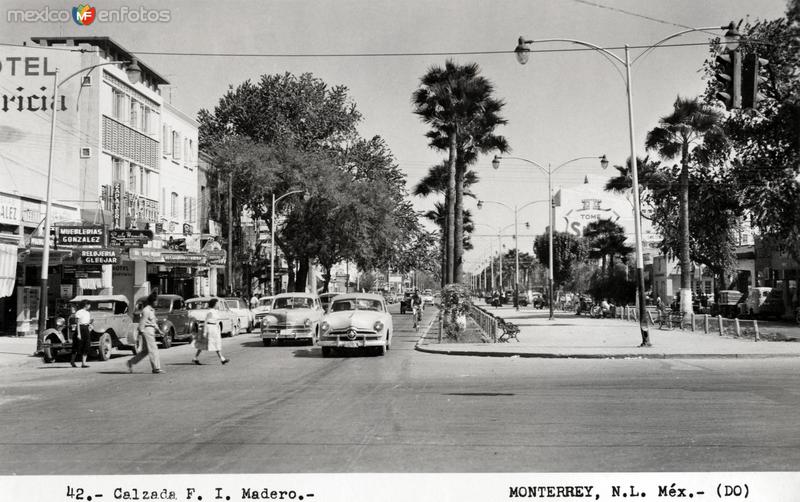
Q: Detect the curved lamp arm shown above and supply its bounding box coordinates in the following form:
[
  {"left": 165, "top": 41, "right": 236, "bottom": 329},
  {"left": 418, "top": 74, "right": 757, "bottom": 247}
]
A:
[{"left": 631, "top": 25, "right": 730, "bottom": 65}]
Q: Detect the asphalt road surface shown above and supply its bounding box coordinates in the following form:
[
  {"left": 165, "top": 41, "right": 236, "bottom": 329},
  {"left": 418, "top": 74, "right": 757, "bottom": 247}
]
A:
[{"left": 1, "top": 304, "right": 799, "bottom": 474}]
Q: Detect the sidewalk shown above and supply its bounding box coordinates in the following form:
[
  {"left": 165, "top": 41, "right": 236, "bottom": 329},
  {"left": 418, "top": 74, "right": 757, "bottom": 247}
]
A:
[
  {"left": 0, "top": 335, "right": 40, "bottom": 368},
  {"left": 416, "top": 306, "right": 800, "bottom": 359}
]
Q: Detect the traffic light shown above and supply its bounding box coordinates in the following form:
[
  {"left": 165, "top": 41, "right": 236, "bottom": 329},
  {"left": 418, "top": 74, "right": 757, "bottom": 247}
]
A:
[
  {"left": 714, "top": 50, "right": 741, "bottom": 109},
  {"left": 741, "top": 53, "right": 768, "bottom": 109}
]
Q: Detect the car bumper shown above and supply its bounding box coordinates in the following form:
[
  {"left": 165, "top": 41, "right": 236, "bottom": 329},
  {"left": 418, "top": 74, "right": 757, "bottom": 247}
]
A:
[
  {"left": 261, "top": 327, "right": 314, "bottom": 340},
  {"left": 318, "top": 332, "right": 385, "bottom": 348}
]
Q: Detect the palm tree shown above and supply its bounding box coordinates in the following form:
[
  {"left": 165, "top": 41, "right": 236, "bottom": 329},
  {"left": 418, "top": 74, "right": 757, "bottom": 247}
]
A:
[
  {"left": 412, "top": 60, "right": 508, "bottom": 284},
  {"left": 645, "top": 96, "right": 727, "bottom": 314},
  {"left": 583, "top": 219, "right": 633, "bottom": 277}
]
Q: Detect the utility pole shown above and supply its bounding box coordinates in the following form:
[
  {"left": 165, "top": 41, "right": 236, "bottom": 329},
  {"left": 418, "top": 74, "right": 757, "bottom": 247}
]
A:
[{"left": 227, "top": 172, "right": 233, "bottom": 295}]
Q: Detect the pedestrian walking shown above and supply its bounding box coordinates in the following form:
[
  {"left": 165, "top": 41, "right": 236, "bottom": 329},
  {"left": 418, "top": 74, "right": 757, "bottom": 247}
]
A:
[
  {"left": 127, "top": 292, "right": 165, "bottom": 374},
  {"left": 70, "top": 300, "right": 92, "bottom": 368},
  {"left": 191, "top": 298, "right": 230, "bottom": 365}
]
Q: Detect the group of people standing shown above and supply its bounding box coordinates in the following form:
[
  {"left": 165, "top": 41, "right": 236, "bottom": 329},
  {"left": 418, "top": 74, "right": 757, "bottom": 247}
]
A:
[{"left": 63, "top": 291, "right": 229, "bottom": 374}]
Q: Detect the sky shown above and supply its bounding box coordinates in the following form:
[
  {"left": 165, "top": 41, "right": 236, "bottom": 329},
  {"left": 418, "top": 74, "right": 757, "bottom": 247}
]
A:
[{"left": 0, "top": 0, "right": 790, "bottom": 273}]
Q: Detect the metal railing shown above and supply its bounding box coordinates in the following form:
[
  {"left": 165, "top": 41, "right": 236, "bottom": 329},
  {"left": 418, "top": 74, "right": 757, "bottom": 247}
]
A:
[{"left": 468, "top": 303, "right": 499, "bottom": 342}]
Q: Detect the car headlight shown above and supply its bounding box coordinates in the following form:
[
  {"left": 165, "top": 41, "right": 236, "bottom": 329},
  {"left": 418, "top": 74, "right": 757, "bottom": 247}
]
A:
[
  {"left": 374, "top": 320, "right": 384, "bottom": 332},
  {"left": 320, "top": 321, "right": 330, "bottom": 333},
  {"left": 304, "top": 318, "right": 312, "bottom": 328},
  {"left": 55, "top": 317, "right": 65, "bottom": 328}
]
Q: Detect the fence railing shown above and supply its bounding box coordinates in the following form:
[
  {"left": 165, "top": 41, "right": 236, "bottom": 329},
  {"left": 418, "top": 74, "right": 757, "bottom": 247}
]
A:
[
  {"left": 614, "top": 306, "right": 761, "bottom": 341},
  {"left": 468, "top": 303, "right": 499, "bottom": 343}
]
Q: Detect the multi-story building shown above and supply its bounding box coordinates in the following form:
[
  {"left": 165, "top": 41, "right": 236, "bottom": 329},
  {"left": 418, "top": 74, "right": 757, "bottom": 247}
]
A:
[{"left": 0, "top": 37, "right": 210, "bottom": 335}]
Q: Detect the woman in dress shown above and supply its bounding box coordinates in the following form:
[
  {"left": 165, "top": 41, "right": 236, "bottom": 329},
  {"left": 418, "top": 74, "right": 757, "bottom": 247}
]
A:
[{"left": 192, "top": 298, "right": 230, "bottom": 365}]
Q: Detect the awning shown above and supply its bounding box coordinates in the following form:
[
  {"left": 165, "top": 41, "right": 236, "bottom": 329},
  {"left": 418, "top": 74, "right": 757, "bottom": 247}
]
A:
[{"left": 0, "top": 241, "right": 18, "bottom": 298}]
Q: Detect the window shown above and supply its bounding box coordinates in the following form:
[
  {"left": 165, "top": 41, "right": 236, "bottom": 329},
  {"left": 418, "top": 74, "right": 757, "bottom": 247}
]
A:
[
  {"left": 143, "top": 107, "right": 152, "bottom": 135},
  {"left": 183, "top": 196, "right": 189, "bottom": 222},
  {"left": 183, "top": 138, "right": 188, "bottom": 164},
  {"left": 130, "top": 100, "right": 140, "bottom": 129},
  {"left": 171, "top": 192, "right": 178, "bottom": 218},
  {"left": 128, "top": 164, "right": 137, "bottom": 193},
  {"left": 162, "top": 124, "right": 170, "bottom": 154},
  {"left": 188, "top": 139, "right": 194, "bottom": 166},
  {"left": 172, "top": 131, "right": 181, "bottom": 159},
  {"left": 112, "top": 89, "right": 127, "bottom": 120},
  {"left": 112, "top": 157, "right": 125, "bottom": 183}
]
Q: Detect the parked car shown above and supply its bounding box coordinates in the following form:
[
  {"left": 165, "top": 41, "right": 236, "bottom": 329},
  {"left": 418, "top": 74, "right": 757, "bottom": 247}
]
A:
[
  {"left": 319, "top": 292, "right": 338, "bottom": 312},
  {"left": 422, "top": 289, "right": 434, "bottom": 305},
  {"left": 41, "top": 295, "right": 138, "bottom": 363},
  {"left": 531, "top": 292, "right": 544, "bottom": 309},
  {"left": 133, "top": 294, "right": 197, "bottom": 348},
  {"left": 737, "top": 287, "right": 772, "bottom": 318},
  {"left": 260, "top": 293, "right": 324, "bottom": 346},
  {"left": 185, "top": 296, "right": 237, "bottom": 337},
  {"left": 252, "top": 296, "right": 275, "bottom": 328},
  {"left": 318, "top": 293, "right": 393, "bottom": 357},
  {"left": 712, "top": 290, "right": 742, "bottom": 318},
  {"left": 224, "top": 297, "right": 254, "bottom": 333}
]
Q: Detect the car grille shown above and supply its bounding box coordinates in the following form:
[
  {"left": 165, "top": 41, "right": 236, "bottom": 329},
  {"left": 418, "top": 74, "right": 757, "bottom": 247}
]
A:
[
  {"left": 263, "top": 323, "right": 312, "bottom": 335},
  {"left": 323, "top": 329, "right": 380, "bottom": 342}
]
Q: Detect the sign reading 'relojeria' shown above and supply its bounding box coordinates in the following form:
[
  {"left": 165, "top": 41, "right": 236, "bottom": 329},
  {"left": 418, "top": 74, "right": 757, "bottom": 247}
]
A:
[
  {"left": 55, "top": 226, "right": 104, "bottom": 247},
  {"left": 79, "top": 249, "right": 119, "bottom": 265}
]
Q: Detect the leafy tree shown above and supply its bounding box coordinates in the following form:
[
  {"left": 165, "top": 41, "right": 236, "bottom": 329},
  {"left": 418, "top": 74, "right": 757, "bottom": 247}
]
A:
[
  {"left": 645, "top": 96, "right": 729, "bottom": 314},
  {"left": 412, "top": 60, "right": 508, "bottom": 284},
  {"left": 533, "top": 231, "right": 589, "bottom": 289}
]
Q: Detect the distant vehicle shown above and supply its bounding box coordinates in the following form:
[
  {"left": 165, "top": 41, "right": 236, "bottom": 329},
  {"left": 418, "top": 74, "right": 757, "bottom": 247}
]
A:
[
  {"left": 253, "top": 296, "right": 274, "bottom": 328},
  {"left": 713, "top": 290, "right": 742, "bottom": 318},
  {"left": 224, "top": 297, "right": 254, "bottom": 333},
  {"left": 737, "top": 287, "right": 772, "bottom": 317},
  {"left": 42, "top": 295, "right": 138, "bottom": 363},
  {"left": 758, "top": 287, "right": 797, "bottom": 320},
  {"left": 185, "top": 297, "right": 237, "bottom": 337},
  {"left": 422, "top": 289, "right": 434, "bottom": 305},
  {"left": 134, "top": 294, "right": 197, "bottom": 348},
  {"left": 318, "top": 293, "right": 392, "bottom": 357},
  {"left": 260, "top": 293, "right": 323, "bottom": 346},
  {"left": 400, "top": 291, "right": 414, "bottom": 314}
]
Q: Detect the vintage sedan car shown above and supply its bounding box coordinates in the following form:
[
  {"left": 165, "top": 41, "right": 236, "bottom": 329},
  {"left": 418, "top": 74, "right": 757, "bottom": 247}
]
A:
[
  {"left": 259, "top": 293, "right": 323, "bottom": 346},
  {"left": 422, "top": 289, "right": 434, "bottom": 305},
  {"left": 41, "top": 295, "right": 138, "bottom": 363},
  {"left": 133, "top": 294, "right": 198, "bottom": 348},
  {"left": 252, "top": 296, "right": 275, "bottom": 328},
  {"left": 318, "top": 293, "right": 393, "bottom": 357},
  {"left": 185, "top": 296, "right": 237, "bottom": 337},
  {"left": 224, "top": 297, "right": 254, "bottom": 333}
]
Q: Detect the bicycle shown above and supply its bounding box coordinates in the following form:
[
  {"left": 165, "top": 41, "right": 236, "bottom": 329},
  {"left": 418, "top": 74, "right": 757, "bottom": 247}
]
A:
[{"left": 412, "top": 304, "right": 422, "bottom": 331}]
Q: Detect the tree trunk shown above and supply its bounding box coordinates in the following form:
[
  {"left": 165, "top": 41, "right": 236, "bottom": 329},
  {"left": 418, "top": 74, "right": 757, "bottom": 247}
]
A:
[
  {"left": 454, "top": 159, "right": 465, "bottom": 284},
  {"left": 295, "top": 258, "right": 309, "bottom": 293},
  {"left": 286, "top": 256, "right": 296, "bottom": 293},
  {"left": 445, "top": 132, "right": 457, "bottom": 285},
  {"left": 679, "top": 152, "right": 693, "bottom": 315},
  {"left": 321, "top": 264, "right": 332, "bottom": 293}
]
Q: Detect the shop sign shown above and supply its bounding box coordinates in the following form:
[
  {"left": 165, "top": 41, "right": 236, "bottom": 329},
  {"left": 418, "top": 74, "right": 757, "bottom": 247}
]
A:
[
  {"left": 0, "top": 193, "right": 21, "bottom": 225},
  {"left": 163, "top": 252, "right": 206, "bottom": 266},
  {"left": 109, "top": 228, "right": 153, "bottom": 248},
  {"left": 111, "top": 182, "right": 127, "bottom": 229},
  {"left": 128, "top": 248, "right": 164, "bottom": 262},
  {"left": 79, "top": 249, "right": 119, "bottom": 265},
  {"left": 55, "top": 225, "right": 104, "bottom": 247}
]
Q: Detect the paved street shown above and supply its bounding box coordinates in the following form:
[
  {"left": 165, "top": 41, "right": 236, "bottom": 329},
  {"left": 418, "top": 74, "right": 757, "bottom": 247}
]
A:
[{"left": 1, "top": 305, "right": 799, "bottom": 474}]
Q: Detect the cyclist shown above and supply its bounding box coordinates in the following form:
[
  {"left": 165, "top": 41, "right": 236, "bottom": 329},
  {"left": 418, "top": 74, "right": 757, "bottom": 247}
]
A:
[{"left": 411, "top": 289, "right": 423, "bottom": 329}]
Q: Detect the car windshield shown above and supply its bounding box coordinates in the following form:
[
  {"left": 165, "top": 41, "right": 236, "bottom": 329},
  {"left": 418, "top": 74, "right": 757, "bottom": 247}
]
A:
[
  {"left": 273, "top": 297, "right": 314, "bottom": 309},
  {"left": 154, "top": 298, "right": 172, "bottom": 309},
  {"left": 72, "top": 300, "right": 126, "bottom": 314},
  {"left": 225, "top": 299, "right": 242, "bottom": 309},
  {"left": 258, "top": 298, "right": 272, "bottom": 307},
  {"left": 186, "top": 300, "right": 214, "bottom": 310},
  {"left": 330, "top": 298, "right": 383, "bottom": 312}
]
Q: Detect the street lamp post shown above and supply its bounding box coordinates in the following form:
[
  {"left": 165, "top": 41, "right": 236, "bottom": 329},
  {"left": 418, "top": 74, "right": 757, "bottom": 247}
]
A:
[
  {"left": 36, "top": 61, "right": 127, "bottom": 352},
  {"left": 270, "top": 190, "right": 305, "bottom": 295},
  {"left": 491, "top": 156, "right": 606, "bottom": 319},
  {"left": 477, "top": 200, "right": 547, "bottom": 311},
  {"left": 512, "top": 23, "right": 738, "bottom": 345}
]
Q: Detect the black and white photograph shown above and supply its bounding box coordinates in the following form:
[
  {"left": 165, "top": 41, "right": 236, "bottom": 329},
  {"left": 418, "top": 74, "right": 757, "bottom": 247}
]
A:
[{"left": 0, "top": 1, "right": 798, "bottom": 500}]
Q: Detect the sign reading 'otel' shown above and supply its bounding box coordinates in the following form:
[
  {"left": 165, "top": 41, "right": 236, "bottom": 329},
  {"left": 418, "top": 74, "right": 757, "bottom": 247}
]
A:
[{"left": 0, "top": 56, "right": 68, "bottom": 113}]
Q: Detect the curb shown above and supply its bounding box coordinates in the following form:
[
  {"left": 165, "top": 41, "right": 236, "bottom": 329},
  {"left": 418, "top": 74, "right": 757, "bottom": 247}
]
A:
[{"left": 413, "top": 345, "right": 800, "bottom": 359}]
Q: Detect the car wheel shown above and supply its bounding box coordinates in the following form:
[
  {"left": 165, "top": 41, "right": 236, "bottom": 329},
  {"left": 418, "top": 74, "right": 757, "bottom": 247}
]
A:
[
  {"left": 262, "top": 339, "right": 272, "bottom": 346},
  {"left": 42, "top": 336, "right": 59, "bottom": 363},
  {"left": 321, "top": 347, "right": 332, "bottom": 358},
  {"left": 97, "top": 333, "right": 112, "bottom": 361},
  {"left": 162, "top": 329, "right": 173, "bottom": 349}
]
